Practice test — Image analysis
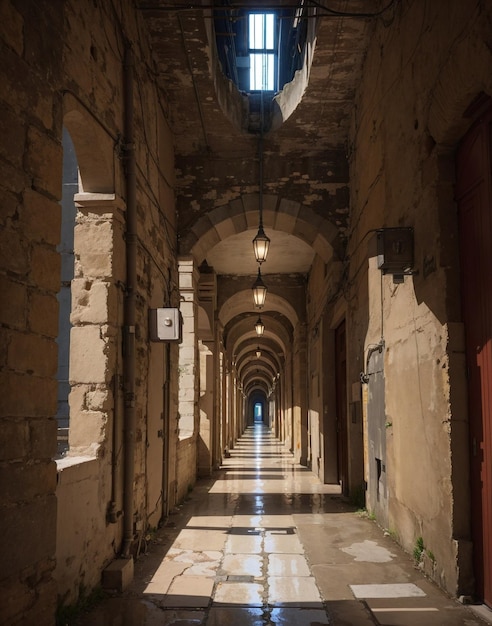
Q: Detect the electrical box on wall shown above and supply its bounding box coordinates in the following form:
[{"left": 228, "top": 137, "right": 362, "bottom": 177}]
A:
[
  {"left": 377, "top": 227, "right": 414, "bottom": 275},
  {"left": 149, "top": 308, "right": 182, "bottom": 342}
]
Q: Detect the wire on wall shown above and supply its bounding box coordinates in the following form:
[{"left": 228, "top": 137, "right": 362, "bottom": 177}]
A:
[{"left": 137, "top": 1, "right": 398, "bottom": 20}]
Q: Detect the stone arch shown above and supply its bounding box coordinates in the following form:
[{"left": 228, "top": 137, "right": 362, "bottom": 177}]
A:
[
  {"left": 198, "top": 303, "right": 213, "bottom": 340},
  {"left": 223, "top": 310, "right": 291, "bottom": 358},
  {"left": 219, "top": 290, "right": 299, "bottom": 329},
  {"left": 237, "top": 349, "right": 278, "bottom": 377},
  {"left": 243, "top": 369, "right": 273, "bottom": 394},
  {"left": 229, "top": 325, "right": 289, "bottom": 362},
  {"left": 63, "top": 93, "right": 115, "bottom": 193},
  {"left": 181, "top": 193, "right": 341, "bottom": 264},
  {"left": 428, "top": 37, "right": 492, "bottom": 146},
  {"left": 59, "top": 99, "right": 125, "bottom": 457}
]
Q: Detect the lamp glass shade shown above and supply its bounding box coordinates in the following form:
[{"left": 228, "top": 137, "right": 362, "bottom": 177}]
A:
[
  {"left": 252, "top": 225, "right": 271, "bottom": 264},
  {"left": 252, "top": 268, "right": 267, "bottom": 308},
  {"left": 255, "top": 317, "right": 265, "bottom": 337},
  {"left": 256, "top": 347, "right": 262, "bottom": 358}
]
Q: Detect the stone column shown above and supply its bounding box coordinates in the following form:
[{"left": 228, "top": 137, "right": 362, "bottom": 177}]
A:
[
  {"left": 212, "top": 322, "right": 222, "bottom": 469},
  {"left": 234, "top": 375, "right": 243, "bottom": 438},
  {"left": 220, "top": 351, "right": 227, "bottom": 458},
  {"left": 68, "top": 192, "right": 126, "bottom": 456},
  {"left": 198, "top": 340, "right": 214, "bottom": 476},
  {"left": 226, "top": 367, "right": 233, "bottom": 451},
  {"left": 293, "top": 322, "right": 308, "bottom": 465},
  {"left": 178, "top": 257, "right": 199, "bottom": 439},
  {"left": 284, "top": 354, "right": 294, "bottom": 449}
]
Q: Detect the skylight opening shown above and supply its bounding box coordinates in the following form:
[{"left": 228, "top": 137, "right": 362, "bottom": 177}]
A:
[
  {"left": 214, "top": 5, "right": 308, "bottom": 104},
  {"left": 249, "top": 13, "right": 276, "bottom": 91}
]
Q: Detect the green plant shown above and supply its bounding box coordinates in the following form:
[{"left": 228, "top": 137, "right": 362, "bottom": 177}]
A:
[
  {"left": 145, "top": 525, "right": 158, "bottom": 542},
  {"left": 356, "top": 508, "right": 376, "bottom": 521},
  {"left": 413, "top": 536, "right": 425, "bottom": 562},
  {"left": 426, "top": 549, "right": 436, "bottom": 563},
  {"left": 56, "top": 585, "right": 106, "bottom": 626}
]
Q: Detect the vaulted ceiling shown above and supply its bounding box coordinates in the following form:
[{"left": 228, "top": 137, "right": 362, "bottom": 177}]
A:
[{"left": 138, "top": 0, "right": 396, "bottom": 394}]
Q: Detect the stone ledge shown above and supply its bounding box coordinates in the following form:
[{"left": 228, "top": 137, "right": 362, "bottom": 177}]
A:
[{"left": 56, "top": 455, "right": 98, "bottom": 484}]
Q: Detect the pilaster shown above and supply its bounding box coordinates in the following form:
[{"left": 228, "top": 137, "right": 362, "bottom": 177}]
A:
[
  {"left": 178, "top": 257, "right": 200, "bottom": 439},
  {"left": 68, "top": 192, "right": 125, "bottom": 456},
  {"left": 293, "top": 322, "right": 308, "bottom": 465}
]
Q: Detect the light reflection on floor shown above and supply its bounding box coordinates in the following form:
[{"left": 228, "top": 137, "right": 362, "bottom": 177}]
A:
[{"left": 73, "top": 424, "right": 489, "bottom": 626}]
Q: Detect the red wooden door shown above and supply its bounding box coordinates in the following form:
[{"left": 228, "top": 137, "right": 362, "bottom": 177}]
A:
[{"left": 456, "top": 106, "right": 492, "bottom": 608}]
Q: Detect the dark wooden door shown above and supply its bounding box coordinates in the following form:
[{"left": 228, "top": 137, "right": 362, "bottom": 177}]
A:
[
  {"left": 456, "top": 106, "right": 492, "bottom": 608},
  {"left": 335, "top": 320, "right": 348, "bottom": 494}
]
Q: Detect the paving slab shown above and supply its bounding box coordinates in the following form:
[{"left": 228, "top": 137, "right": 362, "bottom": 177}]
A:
[
  {"left": 268, "top": 576, "right": 323, "bottom": 606},
  {"left": 161, "top": 575, "right": 214, "bottom": 608},
  {"left": 221, "top": 553, "right": 263, "bottom": 577},
  {"left": 213, "top": 581, "right": 264, "bottom": 606},
  {"left": 207, "top": 607, "right": 264, "bottom": 626},
  {"left": 268, "top": 553, "right": 311, "bottom": 577},
  {"left": 73, "top": 425, "right": 492, "bottom": 626},
  {"left": 270, "top": 607, "right": 331, "bottom": 625}
]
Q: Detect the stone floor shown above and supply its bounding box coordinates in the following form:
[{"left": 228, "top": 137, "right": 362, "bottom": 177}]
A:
[{"left": 74, "top": 424, "right": 492, "bottom": 626}]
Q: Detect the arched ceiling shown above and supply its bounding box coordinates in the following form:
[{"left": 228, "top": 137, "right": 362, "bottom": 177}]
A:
[
  {"left": 139, "top": 0, "right": 393, "bottom": 393},
  {"left": 218, "top": 289, "right": 300, "bottom": 329},
  {"left": 207, "top": 229, "right": 315, "bottom": 275},
  {"left": 225, "top": 313, "right": 291, "bottom": 359}
]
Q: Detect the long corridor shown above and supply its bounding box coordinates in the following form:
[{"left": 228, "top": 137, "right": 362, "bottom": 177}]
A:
[{"left": 74, "top": 425, "right": 490, "bottom": 626}]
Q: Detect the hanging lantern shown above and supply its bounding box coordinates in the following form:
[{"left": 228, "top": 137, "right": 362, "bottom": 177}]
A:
[
  {"left": 252, "top": 223, "right": 270, "bottom": 264},
  {"left": 252, "top": 133, "right": 271, "bottom": 264},
  {"left": 252, "top": 267, "right": 267, "bottom": 309},
  {"left": 255, "top": 316, "right": 265, "bottom": 337}
]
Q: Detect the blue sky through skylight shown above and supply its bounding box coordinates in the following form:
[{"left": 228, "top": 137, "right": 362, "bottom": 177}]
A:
[{"left": 249, "top": 13, "right": 275, "bottom": 91}]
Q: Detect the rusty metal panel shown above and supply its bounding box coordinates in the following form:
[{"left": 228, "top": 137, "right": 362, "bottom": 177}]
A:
[{"left": 366, "top": 348, "right": 387, "bottom": 528}]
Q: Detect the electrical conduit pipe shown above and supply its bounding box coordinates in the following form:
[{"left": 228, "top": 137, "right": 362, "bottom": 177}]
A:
[{"left": 122, "top": 42, "right": 137, "bottom": 559}]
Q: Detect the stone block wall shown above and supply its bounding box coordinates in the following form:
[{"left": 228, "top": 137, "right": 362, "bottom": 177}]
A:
[
  {"left": 176, "top": 436, "right": 197, "bottom": 504},
  {"left": 0, "top": 2, "right": 63, "bottom": 623},
  {"left": 55, "top": 457, "right": 115, "bottom": 605},
  {"left": 0, "top": 0, "right": 181, "bottom": 622},
  {"left": 348, "top": 0, "right": 492, "bottom": 597}
]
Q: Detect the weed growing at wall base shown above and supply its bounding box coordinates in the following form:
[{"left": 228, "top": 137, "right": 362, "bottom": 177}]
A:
[
  {"left": 413, "top": 536, "right": 425, "bottom": 563},
  {"left": 56, "top": 586, "right": 107, "bottom": 626}
]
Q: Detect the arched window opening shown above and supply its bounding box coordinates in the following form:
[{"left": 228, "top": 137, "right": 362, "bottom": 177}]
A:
[{"left": 55, "top": 127, "right": 78, "bottom": 457}]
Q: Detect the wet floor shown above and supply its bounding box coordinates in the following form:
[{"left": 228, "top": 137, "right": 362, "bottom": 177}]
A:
[{"left": 73, "top": 424, "right": 491, "bottom": 626}]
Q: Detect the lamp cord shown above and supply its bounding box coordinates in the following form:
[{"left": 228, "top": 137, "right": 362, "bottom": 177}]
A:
[{"left": 259, "top": 92, "right": 264, "bottom": 227}]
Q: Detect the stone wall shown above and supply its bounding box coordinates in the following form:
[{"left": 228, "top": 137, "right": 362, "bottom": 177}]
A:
[
  {"left": 349, "top": 0, "right": 492, "bottom": 597},
  {"left": 305, "top": 251, "right": 347, "bottom": 485},
  {"left": 0, "top": 1, "right": 181, "bottom": 622},
  {"left": 176, "top": 436, "right": 197, "bottom": 505},
  {"left": 0, "top": 2, "right": 63, "bottom": 623},
  {"left": 55, "top": 457, "right": 117, "bottom": 604}
]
